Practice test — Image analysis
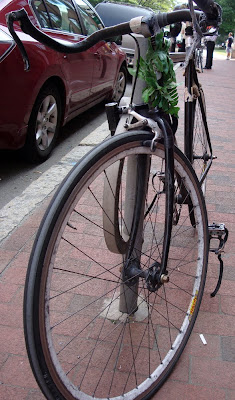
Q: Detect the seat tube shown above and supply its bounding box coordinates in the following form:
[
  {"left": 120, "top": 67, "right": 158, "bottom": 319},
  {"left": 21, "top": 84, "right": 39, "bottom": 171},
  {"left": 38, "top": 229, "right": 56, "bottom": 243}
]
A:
[{"left": 184, "top": 29, "right": 195, "bottom": 164}]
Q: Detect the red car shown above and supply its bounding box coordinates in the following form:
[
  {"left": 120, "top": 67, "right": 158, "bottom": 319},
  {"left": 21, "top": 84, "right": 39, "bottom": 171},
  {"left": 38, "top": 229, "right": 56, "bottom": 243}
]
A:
[{"left": 0, "top": 0, "right": 127, "bottom": 162}]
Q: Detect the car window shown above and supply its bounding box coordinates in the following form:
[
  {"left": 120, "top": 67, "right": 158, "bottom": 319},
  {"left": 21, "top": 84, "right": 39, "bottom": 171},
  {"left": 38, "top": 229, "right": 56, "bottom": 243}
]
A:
[
  {"left": 33, "top": 0, "right": 82, "bottom": 34},
  {"left": 33, "top": 0, "right": 51, "bottom": 27},
  {"left": 74, "top": 0, "right": 103, "bottom": 35}
]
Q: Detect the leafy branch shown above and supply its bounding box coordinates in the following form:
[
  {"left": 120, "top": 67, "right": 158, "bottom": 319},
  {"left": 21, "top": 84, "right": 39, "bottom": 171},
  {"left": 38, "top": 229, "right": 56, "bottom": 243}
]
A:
[{"left": 137, "top": 32, "right": 180, "bottom": 117}]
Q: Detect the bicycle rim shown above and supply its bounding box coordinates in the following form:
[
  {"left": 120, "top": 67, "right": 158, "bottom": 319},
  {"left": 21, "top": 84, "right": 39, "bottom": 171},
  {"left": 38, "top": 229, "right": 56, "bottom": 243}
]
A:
[{"left": 24, "top": 132, "right": 208, "bottom": 400}]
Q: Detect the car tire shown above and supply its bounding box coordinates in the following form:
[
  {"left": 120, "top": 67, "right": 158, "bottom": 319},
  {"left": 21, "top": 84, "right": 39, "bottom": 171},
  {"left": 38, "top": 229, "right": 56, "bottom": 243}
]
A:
[
  {"left": 24, "top": 84, "right": 62, "bottom": 163},
  {"left": 111, "top": 65, "right": 127, "bottom": 103}
]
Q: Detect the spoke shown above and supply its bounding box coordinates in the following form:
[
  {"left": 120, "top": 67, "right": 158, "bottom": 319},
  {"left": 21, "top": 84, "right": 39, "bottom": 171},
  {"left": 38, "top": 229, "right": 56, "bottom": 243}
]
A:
[
  {"left": 62, "top": 235, "right": 120, "bottom": 280},
  {"left": 36, "top": 128, "right": 43, "bottom": 144},
  {"left": 167, "top": 263, "right": 198, "bottom": 278},
  {"left": 79, "top": 285, "right": 120, "bottom": 392},
  {"left": 47, "top": 121, "right": 56, "bottom": 132},
  {"left": 169, "top": 280, "right": 195, "bottom": 297},
  {"left": 37, "top": 111, "right": 43, "bottom": 123},
  {"left": 51, "top": 264, "right": 121, "bottom": 300},
  {"left": 136, "top": 291, "right": 182, "bottom": 332},
  {"left": 41, "top": 133, "right": 48, "bottom": 148},
  {"left": 163, "top": 285, "right": 173, "bottom": 347},
  {"left": 168, "top": 242, "right": 201, "bottom": 278},
  {"left": 47, "top": 101, "right": 56, "bottom": 117},
  {"left": 145, "top": 289, "right": 163, "bottom": 362},
  {"left": 42, "top": 96, "right": 50, "bottom": 114}
]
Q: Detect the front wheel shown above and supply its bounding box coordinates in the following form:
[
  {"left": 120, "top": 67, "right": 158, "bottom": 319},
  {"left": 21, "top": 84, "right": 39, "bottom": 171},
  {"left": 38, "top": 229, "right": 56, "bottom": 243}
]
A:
[
  {"left": 24, "top": 132, "right": 209, "bottom": 400},
  {"left": 24, "top": 84, "right": 62, "bottom": 163}
]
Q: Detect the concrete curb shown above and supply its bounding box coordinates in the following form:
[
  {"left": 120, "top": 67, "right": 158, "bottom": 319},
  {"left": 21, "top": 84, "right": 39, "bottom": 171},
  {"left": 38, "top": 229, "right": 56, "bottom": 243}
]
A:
[{"left": 0, "top": 121, "right": 109, "bottom": 243}]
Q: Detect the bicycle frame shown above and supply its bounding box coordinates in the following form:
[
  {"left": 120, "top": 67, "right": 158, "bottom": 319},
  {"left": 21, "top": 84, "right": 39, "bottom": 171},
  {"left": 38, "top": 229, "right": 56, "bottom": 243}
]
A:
[{"left": 184, "top": 46, "right": 213, "bottom": 185}]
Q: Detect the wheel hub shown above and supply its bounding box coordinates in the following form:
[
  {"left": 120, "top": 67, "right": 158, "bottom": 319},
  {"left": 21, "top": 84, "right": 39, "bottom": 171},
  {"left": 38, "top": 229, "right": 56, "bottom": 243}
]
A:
[{"left": 123, "top": 258, "right": 169, "bottom": 292}]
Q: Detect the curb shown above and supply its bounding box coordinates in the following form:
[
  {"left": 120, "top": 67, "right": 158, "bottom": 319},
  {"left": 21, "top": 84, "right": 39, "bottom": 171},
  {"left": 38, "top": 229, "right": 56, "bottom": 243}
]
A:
[{"left": 0, "top": 121, "right": 109, "bottom": 243}]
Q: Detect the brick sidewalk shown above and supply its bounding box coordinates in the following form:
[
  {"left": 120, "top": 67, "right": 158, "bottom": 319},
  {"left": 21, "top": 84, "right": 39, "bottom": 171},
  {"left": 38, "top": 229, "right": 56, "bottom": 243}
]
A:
[{"left": 0, "top": 55, "right": 234, "bottom": 400}]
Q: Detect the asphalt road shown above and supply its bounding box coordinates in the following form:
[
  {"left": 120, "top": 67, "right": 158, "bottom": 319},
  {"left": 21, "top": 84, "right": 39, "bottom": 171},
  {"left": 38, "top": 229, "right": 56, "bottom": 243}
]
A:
[{"left": 0, "top": 82, "right": 132, "bottom": 210}]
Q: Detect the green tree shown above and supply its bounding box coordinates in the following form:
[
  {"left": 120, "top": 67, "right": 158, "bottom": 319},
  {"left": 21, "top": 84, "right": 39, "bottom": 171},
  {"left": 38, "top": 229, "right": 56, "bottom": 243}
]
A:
[
  {"left": 91, "top": 0, "right": 176, "bottom": 12},
  {"left": 135, "top": 0, "right": 176, "bottom": 12},
  {"left": 216, "top": 0, "right": 235, "bottom": 42}
]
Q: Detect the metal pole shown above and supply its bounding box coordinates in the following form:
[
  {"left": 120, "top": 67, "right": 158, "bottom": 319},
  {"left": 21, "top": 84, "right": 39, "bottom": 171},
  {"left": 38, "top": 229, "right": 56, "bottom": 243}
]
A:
[
  {"left": 132, "top": 35, "right": 149, "bottom": 105},
  {"left": 119, "top": 154, "right": 150, "bottom": 314}
]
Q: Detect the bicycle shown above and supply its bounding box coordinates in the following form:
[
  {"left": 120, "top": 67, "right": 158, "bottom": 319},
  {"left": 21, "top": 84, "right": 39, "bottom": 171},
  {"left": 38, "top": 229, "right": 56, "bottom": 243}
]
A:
[
  {"left": 7, "top": 1, "right": 228, "bottom": 399},
  {"left": 195, "top": 41, "right": 204, "bottom": 72}
]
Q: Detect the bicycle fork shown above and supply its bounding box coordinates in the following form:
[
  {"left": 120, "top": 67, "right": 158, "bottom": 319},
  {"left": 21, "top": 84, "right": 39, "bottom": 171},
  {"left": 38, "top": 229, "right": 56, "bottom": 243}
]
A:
[{"left": 116, "top": 115, "right": 175, "bottom": 313}]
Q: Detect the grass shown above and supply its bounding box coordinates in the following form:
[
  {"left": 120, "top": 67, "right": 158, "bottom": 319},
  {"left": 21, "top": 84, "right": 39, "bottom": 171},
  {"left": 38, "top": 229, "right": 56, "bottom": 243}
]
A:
[{"left": 214, "top": 48, "right": 226, "bottom": 53}]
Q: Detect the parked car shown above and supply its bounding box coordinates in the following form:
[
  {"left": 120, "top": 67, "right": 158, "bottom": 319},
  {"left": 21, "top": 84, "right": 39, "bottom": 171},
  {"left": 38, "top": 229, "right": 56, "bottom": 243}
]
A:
[
  {"left": 95, "top": 1, "right": 154, "bottom": 67},
  {"left": 0, "top": 0, "right": 127, "bottom": 162}
]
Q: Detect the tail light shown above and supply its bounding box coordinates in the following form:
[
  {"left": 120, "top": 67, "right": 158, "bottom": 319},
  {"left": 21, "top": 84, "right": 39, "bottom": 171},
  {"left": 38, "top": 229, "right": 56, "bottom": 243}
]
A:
[{"left": 0, "top": 27, "right": 15, "bottom": 62}]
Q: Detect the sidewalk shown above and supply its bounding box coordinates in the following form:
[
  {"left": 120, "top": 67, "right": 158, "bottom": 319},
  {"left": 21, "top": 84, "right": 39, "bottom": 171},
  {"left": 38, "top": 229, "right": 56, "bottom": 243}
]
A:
[{"left": 0, "top": 54, "right": 234, "bottom": 400}]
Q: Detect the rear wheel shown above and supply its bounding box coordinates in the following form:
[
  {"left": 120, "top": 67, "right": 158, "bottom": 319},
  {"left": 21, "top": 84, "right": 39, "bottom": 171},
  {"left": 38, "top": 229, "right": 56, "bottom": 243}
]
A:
[
  {"left": 111, "top": 65, "right": 127, "bottom": 102},
  {"left": 185, "top": 71, "right": 209, "bottom": 226},
  {"left": 195, "top": 49, "right": 203, "bottom": 73},
  {"left": 24, "top": 132, "right": 208, "bottom": 400},
  {"left": 191, "top": 87, "right": 208, "bottom": 195}
]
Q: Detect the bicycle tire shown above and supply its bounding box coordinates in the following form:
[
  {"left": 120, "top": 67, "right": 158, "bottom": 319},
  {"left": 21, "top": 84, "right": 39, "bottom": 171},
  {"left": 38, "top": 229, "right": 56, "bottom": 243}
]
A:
[
  {"left": 200, "top": 51, "right": 203, "bottom": 73},
  {"left": 195, "top": 49, "right": 203, "bottom": 73},
  {"left": 185, "top": 68, "right": 209, "bottom": 226},
  {"left": 24, "top": 131, "right": 209, "bottom": 400},
  {"left": 195, "top": 49, "right": 200, "bottom": 71}
]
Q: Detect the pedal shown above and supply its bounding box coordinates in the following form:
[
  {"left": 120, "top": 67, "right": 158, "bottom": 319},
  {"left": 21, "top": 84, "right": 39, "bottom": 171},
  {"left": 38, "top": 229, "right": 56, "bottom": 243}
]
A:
[{"left": 208, "top": 222, "right": 229, "bottom": 297}]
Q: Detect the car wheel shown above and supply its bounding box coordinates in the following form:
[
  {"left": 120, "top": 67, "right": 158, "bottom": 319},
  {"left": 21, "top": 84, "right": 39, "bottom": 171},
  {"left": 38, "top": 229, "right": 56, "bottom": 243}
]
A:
[
  {"left": 111, "top": 66, "right": 127, "bottom": 102},
  {"left": 24, "top": 84, "right": 62, "bottom": 163}
]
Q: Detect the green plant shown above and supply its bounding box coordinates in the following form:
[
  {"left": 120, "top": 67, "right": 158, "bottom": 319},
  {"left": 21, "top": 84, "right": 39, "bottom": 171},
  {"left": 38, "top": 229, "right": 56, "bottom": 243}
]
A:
[{"left": 137, "top": 32, "right": 179, "bottom": 117}]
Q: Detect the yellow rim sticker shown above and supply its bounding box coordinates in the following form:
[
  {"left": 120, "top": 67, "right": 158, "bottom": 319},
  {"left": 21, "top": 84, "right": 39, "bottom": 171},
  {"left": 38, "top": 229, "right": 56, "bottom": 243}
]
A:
[{"left": 189, "top": 290, "right": 198, "bottom": 320}]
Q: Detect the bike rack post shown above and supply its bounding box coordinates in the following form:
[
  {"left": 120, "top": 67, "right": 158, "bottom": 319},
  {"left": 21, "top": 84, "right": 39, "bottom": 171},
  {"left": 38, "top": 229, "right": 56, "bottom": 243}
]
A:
[
  {"left": 119, "top": 154, "right": 150, "bottom": 315},
  {"left": 119, "top": 155, "right": 138, "bottom": 314},
  {"left": 132, "top": 35, "right": 148, "bottom": 105}
]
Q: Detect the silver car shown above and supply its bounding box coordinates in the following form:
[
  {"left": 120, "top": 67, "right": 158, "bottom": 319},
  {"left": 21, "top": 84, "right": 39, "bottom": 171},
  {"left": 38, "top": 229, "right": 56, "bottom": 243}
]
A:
[{"left": 95, "top": 2, "right": 154, "bottom": 67}]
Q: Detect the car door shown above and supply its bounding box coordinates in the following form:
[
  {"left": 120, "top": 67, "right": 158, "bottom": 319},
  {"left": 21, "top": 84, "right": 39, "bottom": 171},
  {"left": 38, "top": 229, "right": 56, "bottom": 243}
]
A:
[
  {"left": 74, "top": 0, "right": 118, "bottom": 98},
  {"left": 32, "top": 0, "right": 95, "bottom": 114}
]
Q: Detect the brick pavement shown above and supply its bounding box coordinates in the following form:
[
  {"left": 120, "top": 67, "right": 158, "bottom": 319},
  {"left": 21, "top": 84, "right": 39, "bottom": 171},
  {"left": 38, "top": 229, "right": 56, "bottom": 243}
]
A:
[{"left": 0, "top": 53, "right": 234, "bottom": 400}]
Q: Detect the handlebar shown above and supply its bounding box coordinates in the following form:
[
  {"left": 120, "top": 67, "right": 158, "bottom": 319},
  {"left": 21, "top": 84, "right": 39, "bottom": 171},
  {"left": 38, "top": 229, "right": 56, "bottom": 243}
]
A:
[
  {"left": 6, "top": 0, "right": 221, "bottom": 71},
  {"left": 193, "top": 0, "right": 218, "bottom": 15}
]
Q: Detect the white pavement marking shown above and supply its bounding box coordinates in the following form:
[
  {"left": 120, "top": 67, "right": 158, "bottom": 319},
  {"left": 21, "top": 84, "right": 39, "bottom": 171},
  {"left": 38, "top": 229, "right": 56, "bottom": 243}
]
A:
[{"left": 0, "top": 121, "right": 109, "bottom": 243}]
